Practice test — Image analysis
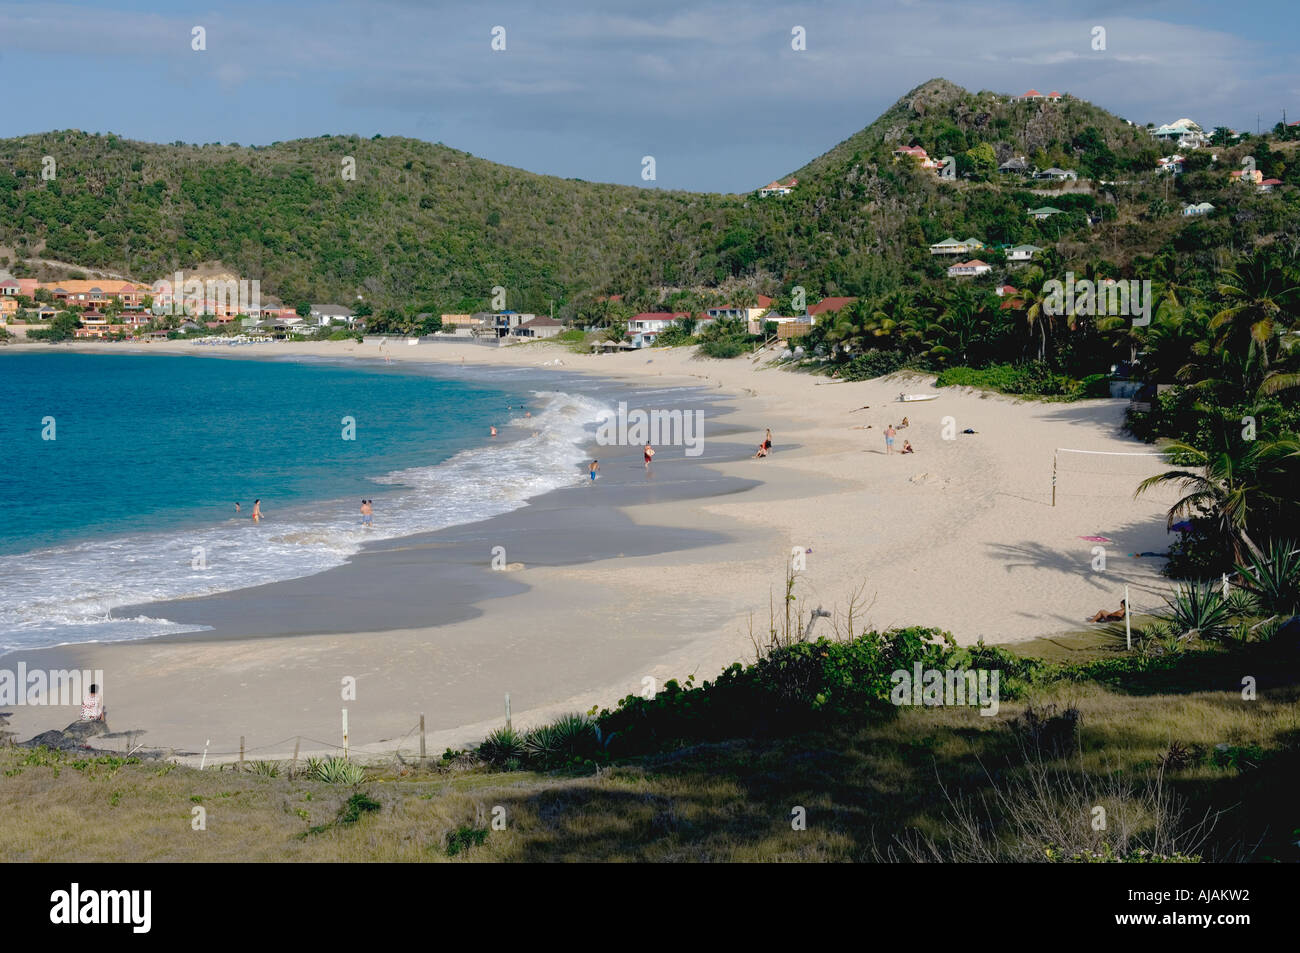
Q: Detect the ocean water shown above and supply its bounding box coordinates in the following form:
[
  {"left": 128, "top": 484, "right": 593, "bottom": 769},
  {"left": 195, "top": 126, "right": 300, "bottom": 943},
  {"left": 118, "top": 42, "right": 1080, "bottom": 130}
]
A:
[{"left": 0, "top": 351, "right": 609, "bottom": 651}]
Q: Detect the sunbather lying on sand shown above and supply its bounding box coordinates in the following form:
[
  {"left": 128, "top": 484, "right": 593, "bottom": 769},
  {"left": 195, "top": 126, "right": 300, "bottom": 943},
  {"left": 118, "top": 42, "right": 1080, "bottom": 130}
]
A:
[{"left": 1087, "top": 599, "right": 1126, "bottom": 623}]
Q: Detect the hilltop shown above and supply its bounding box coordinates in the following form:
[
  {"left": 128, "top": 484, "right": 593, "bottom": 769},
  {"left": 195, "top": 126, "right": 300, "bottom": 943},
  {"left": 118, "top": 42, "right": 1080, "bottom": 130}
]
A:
[{"left": 0, "top": 79, "right": 1294, "bottom": 313}]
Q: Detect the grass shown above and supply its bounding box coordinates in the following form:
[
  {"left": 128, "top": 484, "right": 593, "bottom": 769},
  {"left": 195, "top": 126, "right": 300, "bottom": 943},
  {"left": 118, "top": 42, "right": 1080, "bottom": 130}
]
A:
[{"left": 2, "top": 650, "right": 1295, "bottom": 861}]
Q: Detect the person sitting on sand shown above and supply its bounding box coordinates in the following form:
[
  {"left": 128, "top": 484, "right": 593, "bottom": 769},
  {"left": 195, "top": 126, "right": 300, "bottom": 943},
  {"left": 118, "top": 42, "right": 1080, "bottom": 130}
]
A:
[
  {"left": 753, "top": 442, "right": 769, "bottom": 458},
  {"left": 899, "top": 417, "right": 909, "bottom": 429},
  {"left": 901, "top": 440, "right": 914, "bottom": 454},
  {"left": 1087, "top": 600, "right": 1126, "bottom": 623},
  {"left": 81, "top": 683, "right": 105, "bottom": 722}
]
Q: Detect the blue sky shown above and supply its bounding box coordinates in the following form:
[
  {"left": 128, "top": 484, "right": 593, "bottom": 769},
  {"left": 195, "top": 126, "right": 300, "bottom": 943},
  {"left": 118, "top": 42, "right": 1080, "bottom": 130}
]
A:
[{"left": 4, "top": 0, "right": 1297, "bottom": 192}]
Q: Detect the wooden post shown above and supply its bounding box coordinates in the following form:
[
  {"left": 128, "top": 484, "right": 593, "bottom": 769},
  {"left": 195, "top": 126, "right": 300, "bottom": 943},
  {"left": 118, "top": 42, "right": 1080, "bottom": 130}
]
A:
[
  {"left": 1124, "top": 585, "right": 1132, "bottom": 651},
  {"left": 1051, "top": 451, "right": 1057, "bottom": 507},
  {"left": 342, "top": 708, "right": 349, "bottom": 760},
  {"left": 290, "top": 737, "right": 300, "bottom": 778},
  {"left": 418, "top": 714, "right": 426, "bottom": 767},
  {"left": 505, "top": 693, "right": 512, "bottom": 730},
  {"left": 239, "top": 736, "right": 245, "bottom": 771}
]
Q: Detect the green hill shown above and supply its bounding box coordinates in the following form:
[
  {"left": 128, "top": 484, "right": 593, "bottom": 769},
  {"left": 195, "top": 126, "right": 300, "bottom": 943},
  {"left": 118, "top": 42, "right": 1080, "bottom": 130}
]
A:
[{"left": 0, "top": 79, "right": 1295, "bottom": 314}]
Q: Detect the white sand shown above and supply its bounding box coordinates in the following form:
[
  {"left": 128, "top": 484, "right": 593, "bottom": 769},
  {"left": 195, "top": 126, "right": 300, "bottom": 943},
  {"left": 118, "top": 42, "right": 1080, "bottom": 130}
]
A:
[{"left": 4, "top": 337, "right": 1177, "bottom": 759}]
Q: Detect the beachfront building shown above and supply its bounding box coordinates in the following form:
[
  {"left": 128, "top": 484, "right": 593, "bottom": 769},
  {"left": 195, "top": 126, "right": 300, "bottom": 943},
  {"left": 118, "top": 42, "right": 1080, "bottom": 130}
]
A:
[
  {"left": 758, "top": 179, "right": 797, "bottom": 196},
  {"left": 704, "top": 295, "right": 773, "bottom": 328},
  {"left": 928, "top": 237, "right": 986, "bottom": 256},
  {"left": 514, "top": 316, "right": 564, "bottom": 339},
  {"left": 1028, "top": 206, "right": 1064, "bottom": 220},
  {"left": 947, "top": 259, "right": 992, "bottom": 278},
  {"left": 310, "top": 304, "right": 355, "bottom": 327},
  {"left": 438, "top": 313, "right": 479, "bottom": 336},
  {"left": 1182, "top": 201, "right": 1215, "bottom": 216},
  {"left": 806, "top": 296, "right": 857, "bottom": 321},
  {"left": 1007, "top": 243, "right": 1043, "bottom": 262},
  {"left": 627, "top": 312, "right": 690, "bottom": 348},
  {"left": 473, "top": 311, "right": 535, "bottom": 338}
]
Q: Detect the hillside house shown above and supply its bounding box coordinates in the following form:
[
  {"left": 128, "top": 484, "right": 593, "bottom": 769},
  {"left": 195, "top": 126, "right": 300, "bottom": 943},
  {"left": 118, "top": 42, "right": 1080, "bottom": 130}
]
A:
[
  {"left": 947, "top": 260, "right": 992, "bottom": 278},
  {"left": 759, "top": 179, "right": 797, "bottom": 196},
  {"left": 928, "top": 237, "right": 985, "bottom": 256},
  {"left": 1231, "top": 169, "right": 1264, "bottom": 186},
  {"left": 806, "top": 297, "right": 857, "bottom": 320},
  {"left": 1182, "top": 201, "right": 1215, "bottom": 216},
  {"left": 893, "top": 146, "right": 939, "bottom": 169},
  {"left": 1028, "top": 206, "right": 1064, "bottom": 220},
  {"left": 1007, "top": 244, "right": 1043, "bottom": 262},
  {"left": 998, "top": 156, "right": 1031, "bottom": 174},
  {"left": 1259, "top": 178, "right": 1283, "bottom": 192},
  {"left": 1034, "top": 168, "right": 1078, "bottom": 181}
]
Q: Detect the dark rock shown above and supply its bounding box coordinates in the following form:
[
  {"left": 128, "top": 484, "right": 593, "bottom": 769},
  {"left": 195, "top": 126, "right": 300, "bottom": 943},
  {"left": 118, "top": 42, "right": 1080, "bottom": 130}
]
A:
[{"left": 20, "top": 719, "right": 109, "bottom": 751}]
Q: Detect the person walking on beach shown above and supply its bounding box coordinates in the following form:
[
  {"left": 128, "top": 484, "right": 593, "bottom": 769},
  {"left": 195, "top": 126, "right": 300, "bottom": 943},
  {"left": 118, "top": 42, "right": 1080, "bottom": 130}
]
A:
[
  {"left": 360, "top": 499, "right": 373, "bottom": 526},
  {"left": 884, "top": 425, "right": 897, "bottom": 454},
  {"left": 588, "top": 460, "right": 599, "bottom": 483},
  {"left": 643, "top": 443, "right": 655, "bottom": 469},
  {"left": 763, "top": 428, "right": 773, "bottom": 453},
  {"left": 252, "top": 499, "right": 262, "bottom": 523}
]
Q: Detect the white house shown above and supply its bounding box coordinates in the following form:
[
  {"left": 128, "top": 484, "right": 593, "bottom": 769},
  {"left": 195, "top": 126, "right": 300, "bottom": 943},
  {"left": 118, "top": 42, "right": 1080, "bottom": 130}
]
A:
[
  {"left": 1007, "top": 244, "right": 1043, "bottom": 262},
  {"left": 1151, "top": 119, "right": 1208, "bottom": 150},
  {"left": 1034, "top": 168, "right": 1078, "bottom": 181},
  {"left": 1028, "top": 206, "right": 1064, "bottom": 220},
  {"left": 947, "top": 259, "right": 992, "bottom": 278},
  {"left": 929, "top": 237, "right": 986, "bottom": 256},
  {"left": 310, "top": 304, "right": 355, "bottom": 327},
  {"left": 1182, "top": 202, "right": 1215, "bottom": 216},
  {"left": 627, "top": 312, "right": 689, "bottom": 348},
  {"left": 759, "top": 179, "right": 797, "bottom": 196}
]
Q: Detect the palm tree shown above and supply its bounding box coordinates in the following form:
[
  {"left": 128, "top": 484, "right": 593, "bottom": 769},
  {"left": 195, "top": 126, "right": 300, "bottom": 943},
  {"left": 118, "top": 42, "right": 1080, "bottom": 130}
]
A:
[
  {"left": 1136, "top": 437, "right": 1280, "bottom": 564},
  {"left": 1209, "top": 250, "right": 1300, "bottom": 395}
]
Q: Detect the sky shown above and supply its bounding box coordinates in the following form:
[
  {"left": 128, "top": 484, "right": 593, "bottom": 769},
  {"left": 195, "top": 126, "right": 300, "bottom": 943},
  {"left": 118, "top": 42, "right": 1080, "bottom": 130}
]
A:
[{"left": 4, "top": 0, "right": 1298, "bottom": 193}]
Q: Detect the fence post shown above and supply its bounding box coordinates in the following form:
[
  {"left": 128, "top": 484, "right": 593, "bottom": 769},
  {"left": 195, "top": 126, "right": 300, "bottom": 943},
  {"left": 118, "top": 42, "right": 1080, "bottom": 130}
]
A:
[
  {"left": 342, "top": 708, "right": 349, "bottom": 760},
  {"left": 419, "top": 713, "right": 426, "bottom": 767},
  {"left": 239, "top": 736, "right": 245, "bottom": 771},
  {"left": 290, "top": 737, "right": 300, "bottom": 778},
  {"left": 505, "top": 693, "right": 511, "bottom": 731}
]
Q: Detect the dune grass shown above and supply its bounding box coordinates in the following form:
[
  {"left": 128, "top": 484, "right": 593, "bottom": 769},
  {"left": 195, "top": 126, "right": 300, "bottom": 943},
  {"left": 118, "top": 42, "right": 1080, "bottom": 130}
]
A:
[{"left": 2, "top": 651, "right": 1295, "bottom": 862}]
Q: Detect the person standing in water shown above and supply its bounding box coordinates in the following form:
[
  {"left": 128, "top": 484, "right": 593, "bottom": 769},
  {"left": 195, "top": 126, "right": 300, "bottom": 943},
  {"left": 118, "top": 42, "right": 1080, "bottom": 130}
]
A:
[
  {"left": 252, "top": 499, "right": 262, "bottom": 523},
  {"left": 360, "top": 499, "right": 373, "bottom": 526},
  {"left": 490, "top": 426, "right": 498, "bottom": 437},
  {"left": 588, "top": 460, "right": 599, "bottom": 483},
  {"left": 643, "top": 443, "right": 655, "bottom": 469},
  {"left": 234, "top": 502, "right": 241, "bottom": 515}
]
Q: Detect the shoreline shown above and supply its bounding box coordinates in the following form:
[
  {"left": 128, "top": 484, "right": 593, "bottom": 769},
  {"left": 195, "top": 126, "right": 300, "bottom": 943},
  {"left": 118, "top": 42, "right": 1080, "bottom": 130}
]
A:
[{"left": 1, "top": 337, "right": 1179, "bottom": 761}]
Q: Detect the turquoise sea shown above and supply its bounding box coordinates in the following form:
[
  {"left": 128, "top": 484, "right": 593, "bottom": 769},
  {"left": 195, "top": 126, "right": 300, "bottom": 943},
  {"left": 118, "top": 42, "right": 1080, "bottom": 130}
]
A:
[{"left": 0, "top": 351, "right": 608, "bottom": 650}]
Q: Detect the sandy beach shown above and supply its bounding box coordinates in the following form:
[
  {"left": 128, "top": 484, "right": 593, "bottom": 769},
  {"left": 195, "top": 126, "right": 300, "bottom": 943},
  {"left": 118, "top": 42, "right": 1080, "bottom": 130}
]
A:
[{"left": 1, "top": 337, "right": 1177, "bottom": 760}]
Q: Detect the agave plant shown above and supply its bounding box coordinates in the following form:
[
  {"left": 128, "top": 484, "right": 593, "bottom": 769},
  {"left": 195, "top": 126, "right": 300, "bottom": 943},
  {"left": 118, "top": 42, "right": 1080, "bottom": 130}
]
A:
[
  {"left": 306, "top": 756, "right": 367, "bottom": 785},
  {"left": 1161, "top": 583, "right": 1235, "bottom": 642},
  {"left": 477, "top": 726, "right": 526, "bottom": 767},
  {"left": 250, "top": 759, "right": 281, "bottom": 778},
  {"left": 1234, "top": 539, "right": 1300, "bottom": 615}
]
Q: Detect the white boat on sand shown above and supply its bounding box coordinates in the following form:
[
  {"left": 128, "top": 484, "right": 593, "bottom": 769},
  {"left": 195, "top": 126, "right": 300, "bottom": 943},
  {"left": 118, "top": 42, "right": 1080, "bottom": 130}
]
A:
[{"left": 897, "top": 393, "right": 939, "bottom": 402}]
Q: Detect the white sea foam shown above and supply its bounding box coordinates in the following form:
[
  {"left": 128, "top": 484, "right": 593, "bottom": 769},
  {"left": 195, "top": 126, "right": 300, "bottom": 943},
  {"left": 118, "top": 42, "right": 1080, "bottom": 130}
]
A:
[{"left": 0, "top": 389, "right": 611, "bottom": 652}]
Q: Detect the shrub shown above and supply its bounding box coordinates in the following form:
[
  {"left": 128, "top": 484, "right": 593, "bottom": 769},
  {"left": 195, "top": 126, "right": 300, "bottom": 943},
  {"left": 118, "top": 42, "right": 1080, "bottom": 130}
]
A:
[
  {"left": 934, "top": 363, "right": 1077, "bottom": 397},
  {"left": 478, "top": 726, "right": 526, "bottom": 767},
  {"left": 1160, "top": 583, "right": 1235, "bottom": 642},
  {"left": 1234, "top": 540, "right": 1300, "bottom": 616},
  {"left": 304, "top": 756, "right": 367, "bottom": 785}
]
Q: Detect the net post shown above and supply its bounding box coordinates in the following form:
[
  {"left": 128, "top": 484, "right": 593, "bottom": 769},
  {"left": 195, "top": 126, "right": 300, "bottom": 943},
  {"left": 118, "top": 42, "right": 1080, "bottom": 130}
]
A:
[{"left": 1051, "top": 450, "right": 1057, "bottom": 507}]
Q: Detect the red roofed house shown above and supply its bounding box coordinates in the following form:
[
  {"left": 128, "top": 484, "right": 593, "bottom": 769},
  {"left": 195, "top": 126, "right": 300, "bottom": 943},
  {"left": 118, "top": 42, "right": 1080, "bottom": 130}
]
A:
[
  {"left": 947, "top": 260, "right": 993, "bottom": 278},
  {"left": 892, "top": 145, "right": 939, "bottom": 170},
  {"left": 1259, "top": 178, "right": 1283, "bottom": 192},
  {"left": 1012, "top": 89, "right": 1043, "bottom": 102},
  {"left": 806, "top": 297, "right": 857, "bottom": 320},
  {"left": 759, "top": 179, "right": 797, "bottom": 196},
  {"left": 0, "top": 279, "right": 21, "bottom": 297}
]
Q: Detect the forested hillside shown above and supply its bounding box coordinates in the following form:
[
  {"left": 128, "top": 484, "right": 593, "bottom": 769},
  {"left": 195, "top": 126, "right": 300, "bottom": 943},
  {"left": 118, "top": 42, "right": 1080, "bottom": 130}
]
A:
[{"left": 1, "top": 79, "right": 1297, "bottom": 316}]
